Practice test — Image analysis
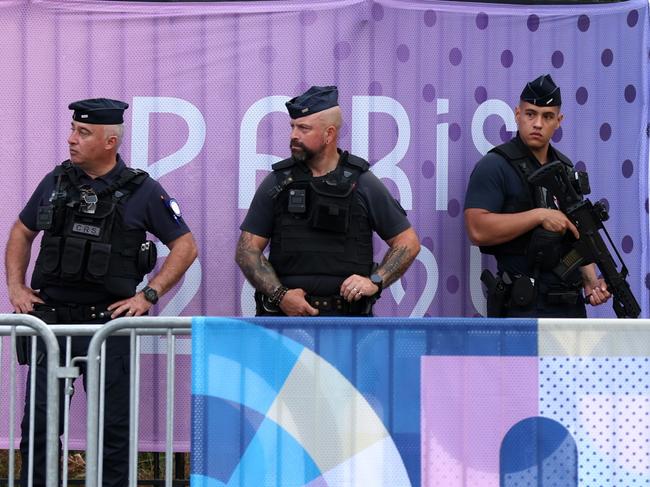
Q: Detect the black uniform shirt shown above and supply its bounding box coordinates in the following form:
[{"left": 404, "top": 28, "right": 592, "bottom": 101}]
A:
[{"left": 20, "top": 155, "right": 190, "bottom": 302}]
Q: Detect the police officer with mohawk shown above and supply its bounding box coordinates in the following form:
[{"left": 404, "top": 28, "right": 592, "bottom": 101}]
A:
[
  {"left": 464, "top": 74, "right": 611, "bottom": 318},
  {"left": 5, "top": 98, "right": 198, "bottom": 486},
  {"left": 236, "top": 85, "right": 420, "bottom": 316}
]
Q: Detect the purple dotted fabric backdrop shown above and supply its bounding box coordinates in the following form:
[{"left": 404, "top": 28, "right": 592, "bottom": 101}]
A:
[{"left": 0, "top": 0, "right": 647, "bottom": 319}]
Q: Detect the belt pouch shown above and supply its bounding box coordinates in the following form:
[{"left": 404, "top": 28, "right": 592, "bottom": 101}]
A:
[
  {"left": 510, "top": 277, "right": 536, "bottom": 308},
  {"left": 137, "top": 241, "right": 157, "bottom": 274}
]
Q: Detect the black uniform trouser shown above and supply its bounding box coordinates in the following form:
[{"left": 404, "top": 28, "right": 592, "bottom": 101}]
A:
[{"left": 19, "top": 333, "right": 130, "bottom": 487}]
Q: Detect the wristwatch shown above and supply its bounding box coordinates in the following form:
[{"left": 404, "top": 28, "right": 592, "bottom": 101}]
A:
[
  {"left": 142, "top": 286, "right": 159, "bottom": 304},
  {"left": 370, "top": 273, "right": 384, "bottom": 293}
]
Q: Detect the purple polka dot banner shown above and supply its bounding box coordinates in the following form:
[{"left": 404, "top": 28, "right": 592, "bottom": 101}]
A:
[{"left": 0, "top": 0, "right": 647, "bottom": 322}]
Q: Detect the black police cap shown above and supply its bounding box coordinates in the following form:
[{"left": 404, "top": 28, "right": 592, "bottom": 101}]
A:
[
  {"left": 285, "top": 86, "right": 338, "bottom": 119},
  {"left": 520, "top": 74, "right": 561, "bottom": 107},
  {"left": 68, "top": 98, "right": 129, "bottom": 124}
]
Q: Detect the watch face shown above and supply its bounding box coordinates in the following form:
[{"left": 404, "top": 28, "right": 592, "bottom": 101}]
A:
[{"left": 144, "top": 287, "right": 158, "bottom": 303}]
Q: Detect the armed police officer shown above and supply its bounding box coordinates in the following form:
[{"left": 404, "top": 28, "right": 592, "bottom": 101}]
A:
[
  {"left": 464, "top": 75, "right": 610, "bottom": 318},
  {"left": 5, "top": 98, "right": 198, "bottom": 486},
  {"left": 236, "top": 85, "right": 420, "bottom": 316}
]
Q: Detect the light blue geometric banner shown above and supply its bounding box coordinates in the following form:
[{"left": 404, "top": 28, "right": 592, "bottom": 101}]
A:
[{"left": 192, "top": 317, "right": 650, "bottom": 486}]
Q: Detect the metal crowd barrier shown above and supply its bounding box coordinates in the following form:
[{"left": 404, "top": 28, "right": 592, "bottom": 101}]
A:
[
  {"left": 0, "top": 315, "right": 62, "bottom": 487},
  {"left": 85, "top": 317, "right": 192, "bottom": 487},
  {"left": 0, "top": 315, "right": 191, "bottom": 487}
]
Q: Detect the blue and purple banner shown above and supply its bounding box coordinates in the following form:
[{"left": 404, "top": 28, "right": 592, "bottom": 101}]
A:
[
  {"left": 0, "top": 0, "right": 648, "bottom": 451},
  {"left": 193, "top": 316, "right": 650, "bottom": 487}
]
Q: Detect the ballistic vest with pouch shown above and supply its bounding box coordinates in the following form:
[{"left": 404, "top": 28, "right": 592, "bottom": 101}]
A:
[
  {"left": 268, "top": 151, "right": 374, "bottom": 278},
  {"left": 31, "top": 161, "right": 154, "bottom": 298}
]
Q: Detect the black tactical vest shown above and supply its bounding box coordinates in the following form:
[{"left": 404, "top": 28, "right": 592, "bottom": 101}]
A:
[
  {"left": 31, "top": 161, "right": 152, "bottom": 298},
  {"left": 268, "top": 152, "right": 374, "bottom": 278},
  {"left": 480, "top": 136, "right": 574, "bottom": 257}
]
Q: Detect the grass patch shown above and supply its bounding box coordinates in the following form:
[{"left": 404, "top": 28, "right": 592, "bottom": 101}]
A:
[{"left": 0, "top": 450, "right": 190, "bottom": 482}]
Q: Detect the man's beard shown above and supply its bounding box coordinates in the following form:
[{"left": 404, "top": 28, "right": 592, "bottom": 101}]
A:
[{"left": 290, "top": 141, "right": 318, "bottom": 163}]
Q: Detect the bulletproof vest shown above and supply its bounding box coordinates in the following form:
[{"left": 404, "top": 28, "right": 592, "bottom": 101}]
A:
[
  {"left": 480, "top": 136, "right": 574, "bottom": 258},
  {"left": 268, "top": 152, "right": 374, "bottom": 278},
  {"left": 31, "top": 162, "right": 153, "bottom": 298}
]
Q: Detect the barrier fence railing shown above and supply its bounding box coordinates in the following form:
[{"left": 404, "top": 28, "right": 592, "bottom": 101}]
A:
[
  {"left": 0, "top": 316, "right": 191, "bottom": 487},
  {"left": 84, "top": 317, "right": 192, "bottom": 487},
  {"left": 0, "top": 315, "right": 61, "bottom": 487}
]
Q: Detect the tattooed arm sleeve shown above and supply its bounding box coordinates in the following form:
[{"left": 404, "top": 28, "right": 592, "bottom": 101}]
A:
[
  {"left": 235, "top": 231, "right": 282, "bottom": 296},
  {"left": 376, "top": 227, "right": 421, "bottom": 287}
]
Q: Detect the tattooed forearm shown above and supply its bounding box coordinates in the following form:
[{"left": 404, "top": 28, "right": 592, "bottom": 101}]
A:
[
  {"left": 377, "top": 245, "right": 414, "bottom": 287},
  {"left": 235, "top": 232, "right": 282, "bottom": 296}
]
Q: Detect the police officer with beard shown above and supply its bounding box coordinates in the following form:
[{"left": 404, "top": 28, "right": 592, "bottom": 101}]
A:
[
  {"left": 464, "top": 75, "right": 610, "bottom": 317},
  {"left": 236, "top": 86, "right": 420, "bottom": 316},
  {"left": 5, "top": 98, "right": 198, "bottom": 486}
]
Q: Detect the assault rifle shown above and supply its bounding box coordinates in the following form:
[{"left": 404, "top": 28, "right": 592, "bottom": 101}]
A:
[{"left": 528, "top": 161, "right": 641, "bottom": 318}]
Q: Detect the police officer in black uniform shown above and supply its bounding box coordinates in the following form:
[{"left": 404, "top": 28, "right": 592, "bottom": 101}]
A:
[
  {"left": 5, "top": 98, "right": 198, "bottom": 486},
  {"left": 464, "top": 75, "right": 610, "bottom": 317},
  {"left": 236, "top": 86, "right": 420, "bottom": 316}
]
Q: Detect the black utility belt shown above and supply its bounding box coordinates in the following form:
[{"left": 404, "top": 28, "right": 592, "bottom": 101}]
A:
[
  {"left": 482, "top": 269, "right": 583, "bottom": 318},
  {"left": 503, "top": 272, "right": 583, "bottom": 306},
  {"left": 305, "top": 294, "right": 372, "bottom": 315},
  {"left": 29, "top": 302, "right": 113, "bottom": 324},
  {"left": 255, "top": 292, "right": 373, "bottom": 316}
]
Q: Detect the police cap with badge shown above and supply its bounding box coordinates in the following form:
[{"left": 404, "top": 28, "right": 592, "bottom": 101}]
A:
[
  {"left": 520, "top": 74, "right": 561, "bottom": 107},
  {"left": 285, "top": 85, "right": 339, "bottom": 119},
  {"left": 69, "top": 98, "right": 129, "bottom": 124}
]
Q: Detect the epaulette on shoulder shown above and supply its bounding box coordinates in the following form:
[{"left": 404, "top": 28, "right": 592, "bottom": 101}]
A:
[
  {"left": 124, "top": 167, "right": 150, "bottom": 185},
  {"left": 344, "top": 152, "right": 370, "bottom": 172},
  {"left": 271, "top": 158, "right": 296, "bottom": 171}
]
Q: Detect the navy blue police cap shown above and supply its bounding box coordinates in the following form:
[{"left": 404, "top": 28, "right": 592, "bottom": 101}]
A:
[
  {"left": 520, "top": 74, "right": 561, "bottom": 107},
  {"left": 285, "top": 86, "right": 338, "bottom": 119},
  {"left": 68, "top": 98, "right": 129, "bottom": 124}
]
